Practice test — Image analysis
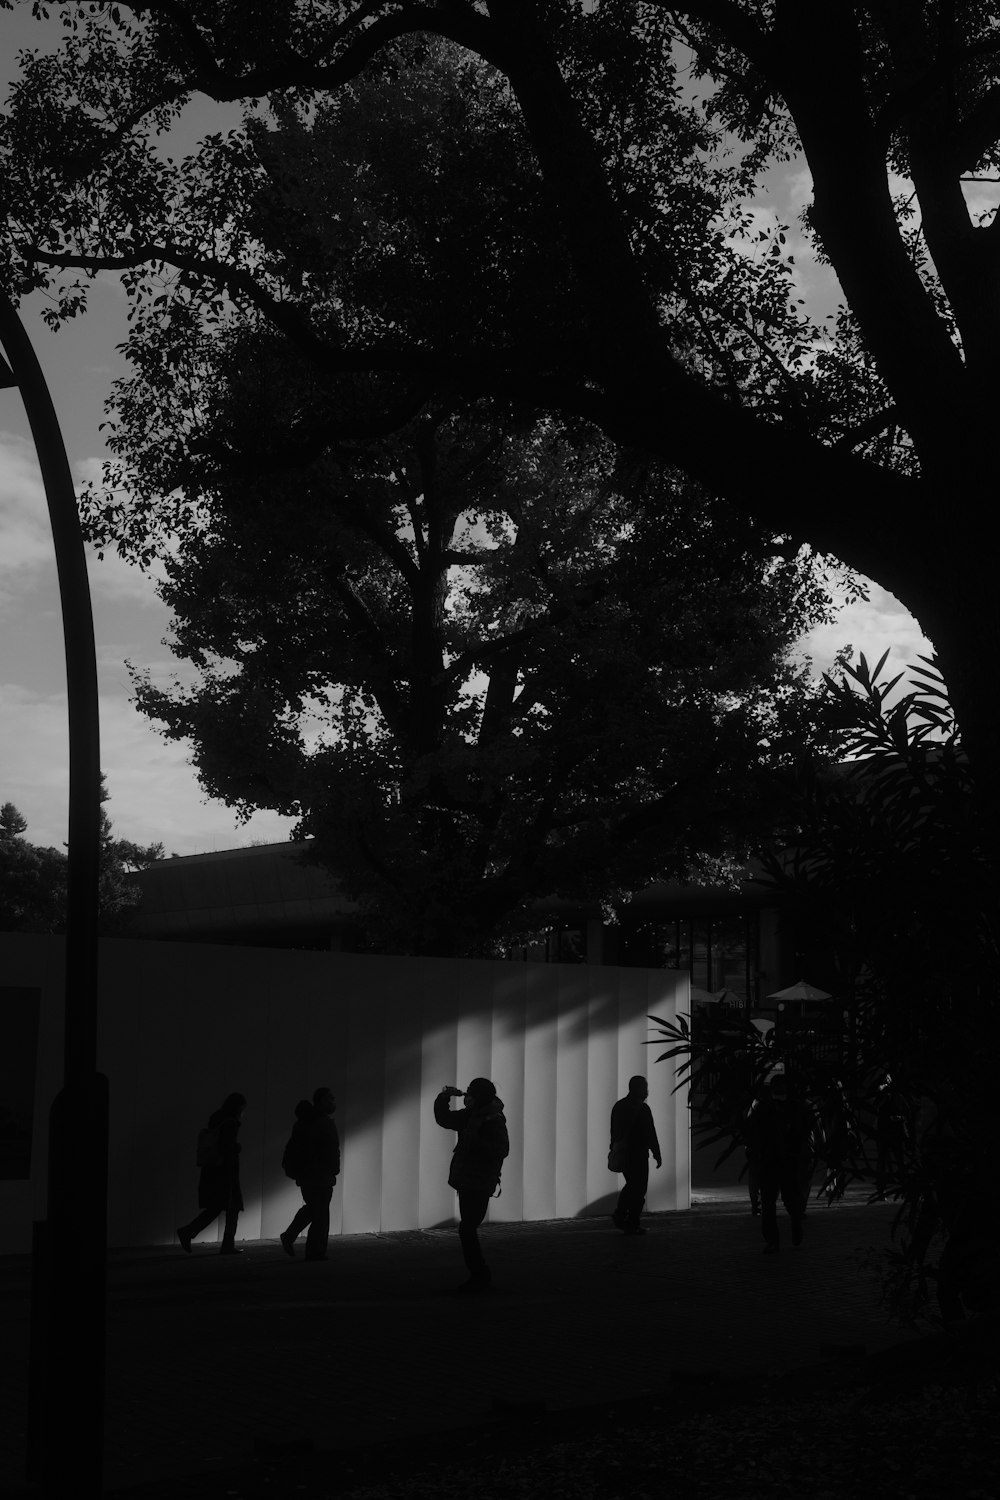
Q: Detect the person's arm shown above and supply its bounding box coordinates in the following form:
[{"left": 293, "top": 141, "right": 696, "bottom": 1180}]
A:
[
  {"left": 434, "top": 1088, "right": 464, "bottom": 1129},
  {"left": 645, "top": 1105, "right": 662, "bottom": 1168}
]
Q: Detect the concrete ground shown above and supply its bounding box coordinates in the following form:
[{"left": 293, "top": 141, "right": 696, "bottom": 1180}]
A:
[{"left": 0, "top": 1189, "right": 916, "bottom": 1496}]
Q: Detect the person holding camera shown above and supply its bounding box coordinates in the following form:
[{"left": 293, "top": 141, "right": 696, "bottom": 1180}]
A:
[{"left": 433, "top": 1079, "right": 509, "bottom": 1293}]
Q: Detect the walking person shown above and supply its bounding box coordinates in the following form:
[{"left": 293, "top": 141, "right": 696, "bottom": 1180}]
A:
[
  {"left": 610, "top": 1076, "right": 662, "bottom": 1235},
  {"left": 280, "top": 1087, "right": 341, "bottom": 1261},
  {"left": 746, "top": 1071, "right": 815, "bottom": 1253},
  {"left": 434, "top": 1078, "right": 509, "bottom": 1293},
  {"left": 177, "top": 1092, "right": 247, "bottom": 1254}
]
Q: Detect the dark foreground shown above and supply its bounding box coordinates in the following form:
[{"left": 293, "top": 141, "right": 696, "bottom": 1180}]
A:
[{"left": 1, "top": 1195, "right": 996, "bottom": 1498}]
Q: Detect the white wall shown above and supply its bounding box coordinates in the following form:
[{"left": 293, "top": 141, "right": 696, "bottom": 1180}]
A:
[{"left": 0, "top": 934, "right": 689, "bottom": 1252}]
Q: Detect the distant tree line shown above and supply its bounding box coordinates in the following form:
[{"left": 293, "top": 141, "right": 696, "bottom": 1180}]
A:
[{"left": 0, "top": 779, "right": 163, "bottom": 933}]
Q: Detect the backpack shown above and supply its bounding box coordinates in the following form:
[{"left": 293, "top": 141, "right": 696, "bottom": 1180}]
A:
[
  {"left": 281, "top": 1135, "right": 303, "bottom": 1181},
  {"left": 196, "top": 1122, "right": 223, "bottom": 1168}
]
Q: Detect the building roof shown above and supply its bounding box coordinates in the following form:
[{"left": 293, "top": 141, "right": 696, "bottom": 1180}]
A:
[{"left": 132, "top": 841, "right": 356, "bottom": 945}]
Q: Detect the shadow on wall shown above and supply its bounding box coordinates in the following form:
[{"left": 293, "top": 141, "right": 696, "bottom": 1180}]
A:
[
  {"left": 575, "top": 1191, "right": 621, "bottom": 1219},
  {"left": 254, "top": 969, "right": 674, "bottom": 1163}
]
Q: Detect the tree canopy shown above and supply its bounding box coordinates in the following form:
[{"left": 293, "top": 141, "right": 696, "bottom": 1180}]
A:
[
  {"left": 1, "top": 0, "right": 996, "bottom": 777},
  {"left": 0, "top": 34, "right": 846, "bottom": 952},
  {"left": 129, "top": 379, "right": 845, "bottom": 952}
]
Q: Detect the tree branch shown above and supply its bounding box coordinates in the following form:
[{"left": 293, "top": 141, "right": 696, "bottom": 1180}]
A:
[
  {"left": 126, "top": 1, "right": 508, "bottom": 100},
  {"left": 949, "top": 82, "right": 1000, "bottom": 175},
  {"left": 26, "top": 240, "right": 589, "bottom": 383},
  {"left": 655, "top": 1, "right": 772, "bottom": 70},
  {"left": 324, "top": 569, "right": 407, "bottom": 735},
  {"left": 830, "top": 405, "right": 899, "bottom": 450}
]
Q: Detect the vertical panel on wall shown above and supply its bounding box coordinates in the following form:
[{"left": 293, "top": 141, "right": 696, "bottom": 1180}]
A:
[
  {"left": 301, "top": 957, "right": 354, "bottom": 1239},
  {"left": 418, "top": 972, "right": 461, "bottom": 1229},
  {"left": 454, "top": 966, "right": 492, "bottom": 1095},
  {"left": 521, "top": 964, "right": 559, "bottom": 1222},
  {"left": 340, "top": 958, "right": 388, "bottom": 1234},
  {"left": 260, "top": 952, "right": 313, "bottom": 1240},
  {"left": 656, "top": 971, "right": 690, "bottom": 1210},
  {"left": 645, "top": 970, "right": 688, "bottom": 1212},
  {"left": 122, "top": 943, "right": 203, "bottom": 1246},
  {"left": 0, "top": 985, "right": 40, "bottom": 1181},
  {"left": 554, "top": 966, "right": 591, "bottom": 1220},
  {"left": 612, "top": 968, "right": 662, "bottom": 1213},
  {"left": 96, "top": 962, "right": 139, "bottom": 1248},
  {"left": 585, "top": 968, "right": 621, "bottom": 1215},
  {"left": 30, "top": 936, "right": 65, "bottom": 1230},
  {"left": 379, "top": 962, "right": 425, "bottom": 1232},
  {"left": 169, "top": 940, "right": 259, "bottom": 1244},
  {"left": 487, "top": 963, "right": 526, "bottom": 1223},
  {"left": 226, "top": 948, "right": 274, "bottom": 1245}
]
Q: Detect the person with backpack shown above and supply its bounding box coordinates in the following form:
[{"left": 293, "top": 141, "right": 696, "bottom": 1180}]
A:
[
  {"left": 177, "top": 1092, "right": 247, "bottom": 1254},
  {"left": 279, "top": 1087, "right": 341, "bottom": 1261},
  {"left": 433, "top": 1078, "right": 509, "bottom": 1293}
]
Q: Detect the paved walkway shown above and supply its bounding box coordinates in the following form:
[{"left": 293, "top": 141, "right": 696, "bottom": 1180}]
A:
[{"left": 0, "top": 1191, "right": 916, "bottom": 1495}]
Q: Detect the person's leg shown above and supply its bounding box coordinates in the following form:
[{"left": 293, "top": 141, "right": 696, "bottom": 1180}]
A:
[
  {"left": 457, "top": 1189, "right": 492, "bottom": 1286},
  {"left": 220, "top": 1203, "right": 241, "bottom": 1252},
  {"left": 281, "top": 1194, "right": 313, "bottom": 1254},
  {"left": 304, "top": 1183, "right": 333, "bottom": 1260},
  {"left": 747, "top": 1155, "right": 760, "bottom": 1215},
  {"left": 622, "top": 1159, "right": 649, "bottom": 1232},
  {"left": 759, "top": 1168, "right": 780, "bottom": 1250},
  {"left": 178, "top": 1203, "right": 223, "bottom": 1246},
  {"left": 780, "top": 1164, "right": 808, "bottom": 1246}
]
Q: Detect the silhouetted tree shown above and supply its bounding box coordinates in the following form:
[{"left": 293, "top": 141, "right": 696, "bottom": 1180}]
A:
[
  {"left": 0, "top": 803, "right": 67, "bottom": 932},
  {"left": 0, "top": 4, "right": 995, "bottom": 782},
  {"left": 0, "top": 28, "right": 852, "bottom": 951},
  {"left": 0, "top": 781, "right": 163, "bottom": 932},
  {"left": 128, "top": 395, "right": 845, "bottom": 952},
  {"left": 0, "top": 802, "right": 28, "bottom": 841}
]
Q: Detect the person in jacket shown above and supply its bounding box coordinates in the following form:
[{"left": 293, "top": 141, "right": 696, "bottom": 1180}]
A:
[
  {"left": 610, "top": 1076, "right": 662, "bottom": 1235},
  {"left": 280, "top": 1087, "right": 341, "bottom": 1261},
  {"left": 434, "top": 1078, "right": 509, "bottom": 1292},
  {"left": 745, "top": 1072, "right": 816, "bottom": 1252},
  {"left": 177, "top": 1092, "right": 247, "bottom": 1255}
]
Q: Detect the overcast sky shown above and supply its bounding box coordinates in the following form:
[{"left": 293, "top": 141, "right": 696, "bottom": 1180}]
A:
[{"left": 1, "top": 9, "right": 937, "bottom": 856}]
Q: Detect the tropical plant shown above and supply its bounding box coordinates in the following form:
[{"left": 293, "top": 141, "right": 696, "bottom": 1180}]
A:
[{"left": 650, "top": 650, "right": 999, "bottom": 1324}]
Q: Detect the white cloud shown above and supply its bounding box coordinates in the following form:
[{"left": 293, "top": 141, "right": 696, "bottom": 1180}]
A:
[
  {"left": 0, "top": 433, "right": 55, "bottom": 601},
  {"left": 795, "top": 581, "right": 936, "bottom": 701},
  {"left": 0, "top": 679, "right": 297, "bottom": 855}
]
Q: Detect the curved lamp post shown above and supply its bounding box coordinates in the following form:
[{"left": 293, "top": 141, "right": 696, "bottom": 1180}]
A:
[{"left": 0, "top": 290, "right": 107, "bottom": 1494}]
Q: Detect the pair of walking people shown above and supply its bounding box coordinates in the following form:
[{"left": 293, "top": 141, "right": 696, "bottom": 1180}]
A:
[{"left": 177, "top": 1086, "right": 341, "bottom": 1260}]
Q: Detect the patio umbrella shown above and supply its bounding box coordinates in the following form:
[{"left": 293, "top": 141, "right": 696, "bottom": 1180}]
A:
[
  {"left": 750, "top": 1017, "right": 775, "bottom": 1036},
  {"left": 714, "top": 988, "right": 746, "bottom": 1008},
  {"left": 690, "top": 985, "right": 720, "bottom": 1005},
  {"left": 766, "top": 979, "right": 832, "bottom": 1002}
]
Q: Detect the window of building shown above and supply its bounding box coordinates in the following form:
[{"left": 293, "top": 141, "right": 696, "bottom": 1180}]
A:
[{"left": 620, "top": 913, "right": 760, "bottom": 1005}]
